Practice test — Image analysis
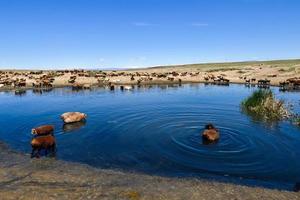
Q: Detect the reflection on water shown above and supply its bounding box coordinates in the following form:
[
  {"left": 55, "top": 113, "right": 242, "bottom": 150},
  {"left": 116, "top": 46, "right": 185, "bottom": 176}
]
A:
[
  {"left": 32, "top": 88, "right": 53, "bottom": 95},
  {"left": 62, "top": 121, "right": 86, "bottom": 133},
  {"left": 14, "top": 89, "right": 26, "bottom": 96},
  {"left": 202, "top": 138, "right": 219, "bottom": 145},
  {"left": 0, "top": 84, "right": 299, "bottom": 190}
]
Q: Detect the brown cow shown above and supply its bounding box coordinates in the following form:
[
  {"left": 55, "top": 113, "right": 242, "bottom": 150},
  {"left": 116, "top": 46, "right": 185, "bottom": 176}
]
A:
[
  {"left": 31, "top": 125, "right": 54, "bottom": 135},
  {"left": 31, "top": 135, "right": 56, "bottom": 158}
]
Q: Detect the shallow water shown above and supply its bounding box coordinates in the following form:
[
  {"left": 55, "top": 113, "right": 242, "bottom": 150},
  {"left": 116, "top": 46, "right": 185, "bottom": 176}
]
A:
[{"left": 0, "top": 84, "right": 299, "bottom": 189}]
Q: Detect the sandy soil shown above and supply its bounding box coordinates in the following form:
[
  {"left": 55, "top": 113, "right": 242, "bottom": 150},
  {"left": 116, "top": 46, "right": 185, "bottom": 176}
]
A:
[{"left": 0, "top": 142, "right": 299, "bottom": 200}]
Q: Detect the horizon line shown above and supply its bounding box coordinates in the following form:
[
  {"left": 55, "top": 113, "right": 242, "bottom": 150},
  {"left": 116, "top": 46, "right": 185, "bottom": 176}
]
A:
[{"left": 1, "top": 58, "right": 300, "bottom": 71}]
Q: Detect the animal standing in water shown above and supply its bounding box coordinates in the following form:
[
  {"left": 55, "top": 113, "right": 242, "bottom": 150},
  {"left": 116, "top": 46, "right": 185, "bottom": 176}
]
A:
[
  {"left": 61, "top": 112, "right": 87, "bottom": 124},
  {"left": 31, "top": 125, "right": 56, "bottom": 158},
  {"left": 31, "top": 135, "right": 56, "bottom": 158},
  {"left": 202, "top": 123, "right": 220, "bottom": 143},
  {"left": 31, "top": 125, "right": 54, "bottom": 135}
]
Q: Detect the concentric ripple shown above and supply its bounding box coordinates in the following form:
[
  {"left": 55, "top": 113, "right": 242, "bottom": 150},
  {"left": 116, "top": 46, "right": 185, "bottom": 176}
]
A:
[{"left": 0, "top": 84, "right": 300, "bottom": 188}]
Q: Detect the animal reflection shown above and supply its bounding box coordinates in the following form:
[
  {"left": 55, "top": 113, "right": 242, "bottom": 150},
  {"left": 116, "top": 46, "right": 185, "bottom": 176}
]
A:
[
  {"left": 63, "top": 121, "right": 86, "bottom": 133},
  {"left": 14, "top": 90, "right": 26, "bottom": 96},
  {"left": 31, "top": 125, "right": 56, "bottom": 158},
  {"left": 32, "top": 88, "right": 53, "bottom": 95}
]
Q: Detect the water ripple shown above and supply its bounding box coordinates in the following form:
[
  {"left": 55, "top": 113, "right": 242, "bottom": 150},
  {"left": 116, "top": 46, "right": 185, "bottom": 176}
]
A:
[{"left": 0, "top": 85, "right": 299, "bottom": 187}]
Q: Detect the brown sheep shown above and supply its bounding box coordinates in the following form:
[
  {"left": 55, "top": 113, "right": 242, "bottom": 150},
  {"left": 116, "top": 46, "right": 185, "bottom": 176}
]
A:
[
  {"left": 31, "top": 135, "right": 56, "bottom": 158},
  {"left": 202, "top": 124, "right": 220, "bottom": 143},
  {"left": 31, "top": 125, "right": 54, "bottom": 136},
  {"left": 61, "top": 112, "right": 87, "bottom": 123}
]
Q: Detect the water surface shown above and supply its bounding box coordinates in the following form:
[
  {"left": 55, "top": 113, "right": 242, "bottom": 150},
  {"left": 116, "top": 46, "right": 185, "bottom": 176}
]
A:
[{"left": 0, "top": 84, "right": 299, "bottom": 190}]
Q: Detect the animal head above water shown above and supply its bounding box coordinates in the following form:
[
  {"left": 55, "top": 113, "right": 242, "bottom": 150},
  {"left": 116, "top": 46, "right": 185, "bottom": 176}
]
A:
[
  {"left": 205, "top": 123, "right": 215, "bottom": 130},
  {"left": 31, "top": 128, "right": 37, "bottom": 135}
]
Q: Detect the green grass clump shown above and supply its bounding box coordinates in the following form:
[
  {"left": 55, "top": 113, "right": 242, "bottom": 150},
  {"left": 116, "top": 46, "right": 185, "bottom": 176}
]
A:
[
  {"left": 241, "top": 90, "right": 290, "bottom": 121},
  {"left": 242, "top": 90, "right": 272, "bottom": 108},
  {"left": 206, "top": 67, "right": 238, "bottom": 72}
]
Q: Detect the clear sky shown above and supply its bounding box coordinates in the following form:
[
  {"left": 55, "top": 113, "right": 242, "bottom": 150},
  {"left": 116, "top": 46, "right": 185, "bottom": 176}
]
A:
[{"left": 0, "top": 0, "right": 299, "bottom": 69}]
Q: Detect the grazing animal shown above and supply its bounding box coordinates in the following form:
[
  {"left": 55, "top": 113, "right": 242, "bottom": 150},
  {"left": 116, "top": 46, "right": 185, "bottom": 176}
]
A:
[
  {"left": 202, "top": 124, "right": 220, "bottom": 143},
  {"left": 61, "top": 112, "right": 87, "bottom": 124},
  {"left": 31, "top": 135, "right": 56, "bottom": 158},
  {"left": 31, "top": 125, "right": 54, "bottom": 136}
]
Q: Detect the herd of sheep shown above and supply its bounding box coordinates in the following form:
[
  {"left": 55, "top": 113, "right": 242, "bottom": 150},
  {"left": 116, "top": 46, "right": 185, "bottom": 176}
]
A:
[{"left": 1, "top": 69, "right": 300, "bottom": 92}]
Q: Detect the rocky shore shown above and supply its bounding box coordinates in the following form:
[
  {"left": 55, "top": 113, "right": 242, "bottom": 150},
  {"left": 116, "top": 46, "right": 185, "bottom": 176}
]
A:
[{"left": 0, "top": 142, "right": 299, "bottom": 200}]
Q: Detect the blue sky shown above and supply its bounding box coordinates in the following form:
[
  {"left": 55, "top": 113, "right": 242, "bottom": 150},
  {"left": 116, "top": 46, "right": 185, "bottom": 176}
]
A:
[{"left": 0, "top": 0, "right": 299, "bottom": 69}]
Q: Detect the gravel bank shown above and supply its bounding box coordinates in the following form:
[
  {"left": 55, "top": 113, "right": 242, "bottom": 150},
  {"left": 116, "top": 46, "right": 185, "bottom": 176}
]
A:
[{"left": 0, "top": 142, "right": 299, "bottom": 200}]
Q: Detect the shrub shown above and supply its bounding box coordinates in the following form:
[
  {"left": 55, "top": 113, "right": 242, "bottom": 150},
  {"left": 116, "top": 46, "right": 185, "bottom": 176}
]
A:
[{"left": 241, "top": 90, "right": 290, "bottom": 121}]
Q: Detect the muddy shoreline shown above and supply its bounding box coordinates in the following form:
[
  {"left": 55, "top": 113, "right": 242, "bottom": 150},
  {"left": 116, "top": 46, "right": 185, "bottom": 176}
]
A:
[{"left": 0, "top": 142, "right": 299, "bottom": 200}]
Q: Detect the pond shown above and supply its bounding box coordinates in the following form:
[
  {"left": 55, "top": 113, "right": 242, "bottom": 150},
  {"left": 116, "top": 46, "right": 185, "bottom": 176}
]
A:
[{"left": 0, "top": 84, "right": 299, "bottom": 190}]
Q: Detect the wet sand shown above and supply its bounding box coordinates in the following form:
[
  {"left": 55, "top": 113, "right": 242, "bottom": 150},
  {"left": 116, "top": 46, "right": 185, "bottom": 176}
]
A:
[{"left": 0, "top": 142, "right": 299, "bottom": 200}]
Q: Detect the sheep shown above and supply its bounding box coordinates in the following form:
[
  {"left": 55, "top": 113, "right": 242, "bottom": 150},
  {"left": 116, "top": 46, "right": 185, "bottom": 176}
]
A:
[{"left": 61, "top": 112, "right": 87, "bottom": 124}]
